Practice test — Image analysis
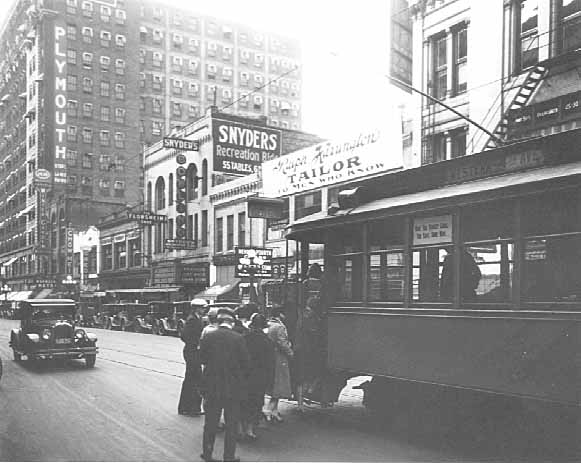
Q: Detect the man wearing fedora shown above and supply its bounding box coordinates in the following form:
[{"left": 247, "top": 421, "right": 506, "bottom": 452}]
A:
[
  {"left": 199, "top": 307, "right": 250, "bottom": 462},
  {"left": 178, "top": 299, "right": 207, "bottom": 416}
]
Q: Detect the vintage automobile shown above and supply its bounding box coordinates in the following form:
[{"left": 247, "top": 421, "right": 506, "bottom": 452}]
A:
[
  {"left": 9, "top": 299, "right": 98, "bottom": 367},
  {"left": 151, "top": 301, "right": 189, "bottom": 337}
]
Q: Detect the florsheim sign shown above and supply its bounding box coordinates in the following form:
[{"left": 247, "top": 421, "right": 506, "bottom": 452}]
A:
[
  {"left": 261, "top": 128, "right": 403, "bottom": 197},
  {"left": 213, "top": 119, "right": 281, "bottom": 175}
]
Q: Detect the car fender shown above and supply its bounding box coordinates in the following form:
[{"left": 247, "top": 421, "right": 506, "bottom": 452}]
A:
[
  {"left": 9, "top": 328, "right": 21, "bottom": 349},
  {"left": 160, "top": 318, "right": 170, "bottom": 330}
]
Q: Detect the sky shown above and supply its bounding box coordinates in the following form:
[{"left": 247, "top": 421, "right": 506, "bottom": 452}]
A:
[{"left": 1, "top": 0, "right": 410, "bottom": 139}]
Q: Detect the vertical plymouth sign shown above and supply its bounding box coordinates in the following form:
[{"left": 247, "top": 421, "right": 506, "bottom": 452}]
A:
[
  {"left": 212, "top": 119, "right": 281, "bottom": 175},
  {"left": 53, "top": 25, "right": 68, "bottom": 184},
  {"left": 261, "top": 128, "right": 402, "bottom": 197}
]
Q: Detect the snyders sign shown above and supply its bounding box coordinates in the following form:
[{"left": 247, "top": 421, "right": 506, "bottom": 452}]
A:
[{"left": 163, "top": 137, "right": 199, "bottom": 151}]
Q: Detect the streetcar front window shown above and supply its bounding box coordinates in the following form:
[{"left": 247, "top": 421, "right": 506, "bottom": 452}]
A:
[{"left": 412, "top": 247, "right": 451, "bottom": 302}]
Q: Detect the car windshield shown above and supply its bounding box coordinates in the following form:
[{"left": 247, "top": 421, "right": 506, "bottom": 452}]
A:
[{"left": 31, "top": 307, "right": 74, "bottom": 320}]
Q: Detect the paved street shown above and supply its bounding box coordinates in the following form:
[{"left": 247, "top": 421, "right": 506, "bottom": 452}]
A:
[{"left": 0, "top": 319, "right": 577, "bottom": 462}]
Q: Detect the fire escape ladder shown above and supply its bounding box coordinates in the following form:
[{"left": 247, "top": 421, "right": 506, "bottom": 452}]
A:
[{"left": 485, "top": 64, "right": 547, "bottom": 150}]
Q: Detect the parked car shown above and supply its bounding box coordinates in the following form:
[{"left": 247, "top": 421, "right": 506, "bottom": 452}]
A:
[
  {"left": 9, "top": 299, "right": 98, "bottom": 367},
  {"left": 152, "top": 301, "right": 190, "bottom": 337}
]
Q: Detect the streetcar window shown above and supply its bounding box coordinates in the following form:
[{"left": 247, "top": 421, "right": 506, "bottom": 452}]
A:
[
  {"left": 369, "top": 217, "right": 405, "bottom": 250},
  {"left": 521, "top": 189, "right": 580, "bottom": 236},
  {"left": 463, "top": 243, "right": 514, "bottom": 302},
  {"left": 461, "top": 201, "right": 514, "bottom": 241},
  {"left": 369, "top": 251, "right": 404, "bottom": 302},
  {"left": 412, "top": 247, "right": 451, "bottom": 302},
  {"left": 522, "top": 235, "right": 581, "bottom": 302}
]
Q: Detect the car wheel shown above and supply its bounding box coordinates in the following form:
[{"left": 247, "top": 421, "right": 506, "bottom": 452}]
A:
[
  {"left": 158, "top": 325, "right": 165, "bottom": 336},
  {"left": 120, "top": 321, "right": 126, "bottom": 331},
  {"left": 85, "top": 354, "right": 96, "bottom": 368},
  {"left": 13, "top": 349, "right": 21, "bottom": 362},
  {"left": 152, "top": 323, "right": 159, "bottom": 335}
]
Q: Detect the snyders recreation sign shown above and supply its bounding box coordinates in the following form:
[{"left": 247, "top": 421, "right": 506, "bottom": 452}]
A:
[
  {"left": 262, "top": 128, "right": 402, "bottom": 196},
  {"left": 213, "top": 119, "right": 281, "bottom": 175}
]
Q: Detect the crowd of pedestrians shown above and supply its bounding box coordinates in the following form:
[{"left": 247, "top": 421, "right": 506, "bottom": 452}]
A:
[{"left": 177, "top": 263, "right": 326, "bottom": 462}]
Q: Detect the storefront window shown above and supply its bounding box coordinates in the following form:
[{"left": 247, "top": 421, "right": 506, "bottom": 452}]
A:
[
  {"left": 412, "top": 247, "right": 451, "bottom": 302},
  {"left": 128, "top": 238, "right": 141, "bottom": 267}
]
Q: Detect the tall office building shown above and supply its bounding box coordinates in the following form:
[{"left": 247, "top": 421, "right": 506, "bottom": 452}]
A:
[{"left": 0, "top": 0, "right": 302, "bottom": 293}]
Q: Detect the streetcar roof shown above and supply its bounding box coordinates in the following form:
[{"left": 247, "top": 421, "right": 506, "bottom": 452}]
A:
[{"left": 287, "top": 160, "right": 581, "bottom": 240}]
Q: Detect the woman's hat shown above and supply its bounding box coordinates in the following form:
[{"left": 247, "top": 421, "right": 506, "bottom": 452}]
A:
[
  {"left": 217, "top": 307, "right": 235, "bottom": 321},
  {"left": 249, "top": 312, "right": 266, "bottom": 329}
]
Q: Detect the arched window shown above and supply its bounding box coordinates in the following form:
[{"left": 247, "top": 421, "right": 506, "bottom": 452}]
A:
[
  {"left": 155, "top": 176, "right": 166, "bottom": 210},
  {"left": 147, "top": 181, "right": 152, "bottom": 210},
  {"left": 168, "top": 173, "right": 174, "bottom": 206},
  {"left": 202, "top": 159, "right": 208, "bottom": 196},
  {"left": 186, "top": 163, "right": 198, "bottom": 200}
]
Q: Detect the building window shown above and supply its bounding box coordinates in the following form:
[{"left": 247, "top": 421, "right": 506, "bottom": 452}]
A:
[
  {"left": 237, "top": 212, "right": 246, "bottom": 246},
  {"left": 453, "top": 25, "right": 467, "bottom": 95},
  {"left": 172, "top": 102, "right": 182, "bottom": 117},
  {"left": 66, "top": 150, "right": 78, "bottom": 167},
  {"left": 115, "top": 84, "right": 126, "bottom": 100},
  {"left": 102, "top": 244, "right": 112, "bottom": 270},
  {"left": 216, "top": 217, "right": 223, "bottom": 252},
  {"left": 115, "top": 59, "right": 125, "bottom": 75},
  {"left": 519, "top": 0, "right": 539, "bottom": 69},
  {"left": 67, "top": 125, "right": 77, "bottom": 142},
  {"left": 82, "top": 52, "right": 93, "bottom": 69},
  {"left": 202, "top": 210, "right": 208, "bottom": 247},
  {"left": 100, "top": 81, "right": 110, "bottom": 97},
  {"left": 67, "top": 24, "right": 77, "bottom": 41},
  {"left": 295, "top": 190, "right": 322, "bottom": 220},
  {"left": 115, "top": 34, "right": 126, "bottom": 48},
  {"left": 431, "top": 34, "right": 447, "bottom": 99},
  {"left": 100, "top": 106, "right": 110, "bottom": 121},
  {"left": 115, "top": 9, "right": 126, "bottom": 25},
  {"left": 67, "top": 100, "right": 78, "bottom": 117},
  {"left": 450, "top": 127, "right": 467, "bottom": 158},
  {"left": 115, "top": 108, "right": 126, "bottom": 124},
  {"left": 100, "top": 55, "right": 110, "bottom": 71},
  {"left": 67, "top": 49, "right": 77, "bottom": 65},
  {"left": 82, "top": 27, "right": 93, "bottom": 44},
  {"left": 101, "top": 30, "right": 111, "bottom": 47},
  {"left": 82, "top": 127, "right": 92, "bottom": 143},
  {"left": 114, "top": 132, "right": 125, "bottom": 148},
  {"left": 82, "top": 103, "right": 93, "bottom": 118},
  {"left": 82, "top": 153, "right": 93, "bottom": 169},
  {"left": 66, "top": 0, "right": 77, "bottom": 15},
  {"left": 226, "top": 215, "right": 234, "bottom": 250},
  {"left": 99, "top": 178, "right": 110, "bottom": 195},
  {"left": 128, "top": 238, "right": 141, "bottom": 267},
  {"left": 67, "top": 75, "right": 77, "bottom": 91},
  {"left": 100, "top": 5, "right": 111, "bottom": 22},
  {"left": 561, "top": 0, "right": 581, "bottom": 52},
  {"left": 422, "top": 132, "right": 447, "bottom": 165},
  {"left": 152, "top": 121, "right": 163, "bottom": 135},
  {"left": 99, "top": 130, "right": 110, "bottom": 146}
]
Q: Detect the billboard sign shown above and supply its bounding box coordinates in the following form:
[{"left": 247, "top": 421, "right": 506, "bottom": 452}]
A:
[
  {"left": 262, "top": 128, "right": 402, "bottom": 197},
  {"left": 129, "top": 212, "right": 168, "bottom": 224},
  {"left": 235, "top": 247, "right": 273, "bottom": 278},
  {"left": 213, "top": 119, "right": 282, "bottom": 175},
  {"left": 164, "top": 239, "right": 197, "bottom": 250}
]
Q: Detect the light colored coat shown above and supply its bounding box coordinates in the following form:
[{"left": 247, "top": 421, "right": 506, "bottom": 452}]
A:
[{"left": 266, "top": 318, "right": 293, "bottom": 398}]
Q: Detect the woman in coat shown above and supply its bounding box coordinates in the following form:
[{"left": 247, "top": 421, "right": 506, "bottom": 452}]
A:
[{"left": 265, "top": 304, "right": 293, "bottom": 422}]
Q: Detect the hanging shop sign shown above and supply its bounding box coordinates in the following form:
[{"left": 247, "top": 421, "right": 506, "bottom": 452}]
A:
[
  {"left": 53, "top": 25, "right": 68, "bottom": 185},
  {"left": 175, "top": 163, "right": 188, "bottom": 238},
  {"left": 65, "top": 228, "right": 74, "bottom": 275},
  {"left": 413, "top": 215, "right": 453, "bottom": 246},
  {"left": 262, "top": 128, "right": 402, "bottom": 197},
  {"left": 34, "top": 169, "right": 52, "bottom": 188},
  {"left": 163, "top": 137, "right": 199, "bottom": 151},
  {"left": 247, "top": 197, "right": 285, "bottom": 219},
  {"left": 235, "top": 247, "right": 273, "bottom": 278},
  {"left": 213, "top": 119, "right": 282, "bottom": 175},
  {"left": 129, "top": 211, "right": 168, "bottom": 224}
]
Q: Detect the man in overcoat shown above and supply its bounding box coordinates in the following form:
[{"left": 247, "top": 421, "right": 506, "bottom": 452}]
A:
[
  {"left": 199, "top": 308, "right": 250, "bottom": 462},
  {"left": 177, "top": 300, "right": 206, "bottom": 416}
]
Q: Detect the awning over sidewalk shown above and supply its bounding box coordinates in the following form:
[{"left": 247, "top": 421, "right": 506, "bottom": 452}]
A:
[
  {"left": 7, "top": 291, "right": 32, "bottom": 301},
  {"left": 34, "top": 289, "right": 53, "bottom": 299},
  {"left": 195, "top": 280, "right": 240, "bottom": 302}
]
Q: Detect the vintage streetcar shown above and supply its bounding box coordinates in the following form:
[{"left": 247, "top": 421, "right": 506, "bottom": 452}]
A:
[
  {"left": 9, "top": 299, "right": 98, "bottom": 367},
  {"left": 284, "top": 129, "right": 580, "bottom": 413}
]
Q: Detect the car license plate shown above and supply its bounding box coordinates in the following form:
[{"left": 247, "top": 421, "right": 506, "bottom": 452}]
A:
[{"left": 56, "top": 338, "right": 71, "bottom": 344}]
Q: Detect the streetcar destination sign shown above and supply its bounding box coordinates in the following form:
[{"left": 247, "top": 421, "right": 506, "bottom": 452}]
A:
[{"left": 163, "top": 137, "right": 199, "bottom": 151}]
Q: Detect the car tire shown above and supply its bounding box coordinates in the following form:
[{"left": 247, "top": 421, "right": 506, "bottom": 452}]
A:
[
  {"left": 120, "top": 321, "right": 126, "bottom": 331},
  {"left": 85, "top": 354, "right": 96, "bottom": 368}
]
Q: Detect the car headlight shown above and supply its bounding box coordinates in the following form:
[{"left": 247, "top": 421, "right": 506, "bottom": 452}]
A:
[
  {"left": 42, "top": 328, "right": 52, "bottom": 340},
  {"left": 26, "top": 333, "right": 40, "bottom": 343},
  {"left": 74, "top": 329, "right": 86, "bottom": 340},
  {"left": 86, "top": 332, "right": 97, "bottom": 343}
]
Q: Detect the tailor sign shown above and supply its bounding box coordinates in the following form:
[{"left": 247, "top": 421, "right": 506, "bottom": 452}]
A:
[
  {"left": 213, "top": 119, "right": 281, "bottom": 175},
  {"left": 262, "top": 128, "right": 402, "bottom": 197}
]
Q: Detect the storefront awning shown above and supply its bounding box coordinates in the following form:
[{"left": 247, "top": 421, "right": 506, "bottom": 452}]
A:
[
  {"left": 288, "top": 161, "right": 581, "bottom": 238},
  {"left": 195, "top": 280, "right": 240, "bottom": 302},
  {"left": 34, "top": 289, "right": 54, "bottom": 299},
  {"left": 9, "top": 291, "right": 32, "bottom": 301}
]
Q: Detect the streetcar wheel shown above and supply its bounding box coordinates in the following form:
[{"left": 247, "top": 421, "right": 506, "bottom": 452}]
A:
[{"left": 85, "top": 354, "right": 96, "bottom": 368}]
